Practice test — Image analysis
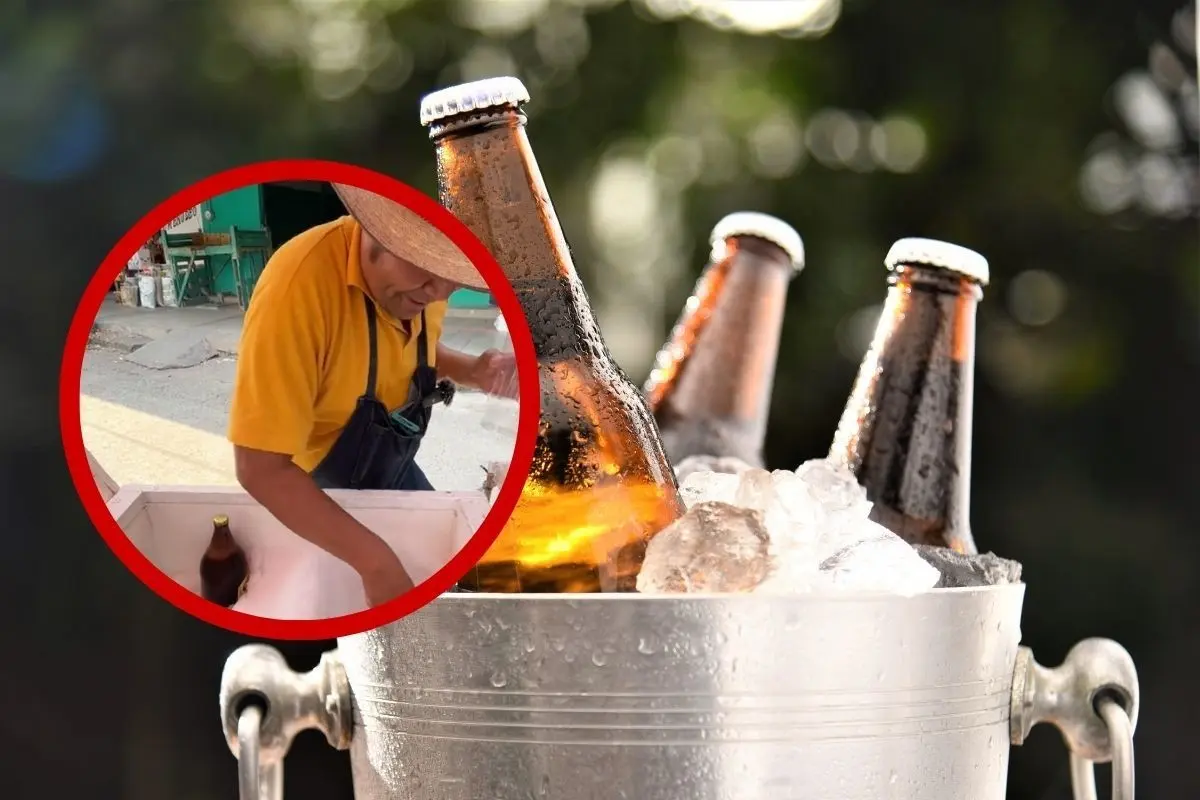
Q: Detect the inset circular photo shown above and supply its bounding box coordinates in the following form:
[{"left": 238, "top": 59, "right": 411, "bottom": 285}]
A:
[{"left": 59, "top": 160, "right": 539, "bottom": 639}]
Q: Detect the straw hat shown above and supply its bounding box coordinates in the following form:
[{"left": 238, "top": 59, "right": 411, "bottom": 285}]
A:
[{"left": 331, "top": 183, "right": 486, "bottom": 290}]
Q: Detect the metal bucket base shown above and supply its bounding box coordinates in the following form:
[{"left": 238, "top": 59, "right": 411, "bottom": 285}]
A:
[{"left": 339, "top": 587, "right": 1025, "bottom": 800}]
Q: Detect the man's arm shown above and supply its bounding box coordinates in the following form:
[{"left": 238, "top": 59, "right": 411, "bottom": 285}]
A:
[
  {"left": 435, "top": 344, "right": 478, "bottom": 386},
  {"left": 227, "top": 251, "right": 413, "bottom": 604},
  {"left": 234, "top": 447, "right": 408, "bottom": 591}
]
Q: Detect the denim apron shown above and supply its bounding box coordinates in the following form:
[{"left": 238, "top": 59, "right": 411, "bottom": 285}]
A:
[{"left": 310, "top": 296, "right": 452, "bottom": 491}]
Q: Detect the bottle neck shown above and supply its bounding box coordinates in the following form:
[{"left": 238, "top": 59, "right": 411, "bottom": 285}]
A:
[
  {"left": 889, "top": 263, "right": 983, "bottom": 299},
  {"left": 648, "top": 235, "right": 792, "bottom": 464},
  {"left": 828, "top": 263, "right": 984, "bottom": 552},
  {"left": 431, "top": 110, "right": 577, "bottom": 286},
  {"left": 886, "top": 264, "right": 983, "bottom": 366},
  {"left": 208, "top": 523, "right": 238, "bottom": 554},
  {"left": 431, "top": 109, "right": 604, "bottom": 363}
]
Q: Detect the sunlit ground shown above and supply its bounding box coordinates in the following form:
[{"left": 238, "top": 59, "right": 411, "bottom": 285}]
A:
[
  {"left": 78, "top": 347, "right": 519, "bottom": 494},
  {"left": 81, "top": 395, "right": 237, "bottom": 487}
]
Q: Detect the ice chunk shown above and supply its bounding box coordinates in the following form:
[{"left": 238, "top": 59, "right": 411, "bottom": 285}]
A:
[
  {"left": 732, "top": 469, "right": 802, "bottom": 550},
  {"left": 795, "top": 458, "right": 870, "bottom": 514},
  {"left": 912, "top": 545, "right": 1023, "bottom": 588},
  {"left": 675, "top": 455, "right": 754, "bottom": 482},
  {"left": 678, "top": 468, "right": 741, "bottom": 509},
  {"left": 766, "top": 469, "right": 822, "bottom": 533},
  {"left": 760, "top": 459, "right": 939, "bottom": 595},
  {"left": 640, "top": 457, "right": 943, "bottom": 596},
  {"left": 636, "top": 502, "right": 772, "bottom": 594},
  {"left": 814, "top": 519, "right": 940, "bottom": 594}
]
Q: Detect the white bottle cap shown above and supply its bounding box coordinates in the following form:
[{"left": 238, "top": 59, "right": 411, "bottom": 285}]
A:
[
  {"left": 885, "top": 237, "right": 990, "bottom": 286},
  {"left": 419, "top": 77, "right": 531, "bottom": 127},
  {"left": 710, "top": 212, "right": 805, "bottom": 273}
]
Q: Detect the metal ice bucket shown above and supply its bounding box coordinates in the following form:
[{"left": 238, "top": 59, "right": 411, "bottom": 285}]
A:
[{"left": 220, "top": 586, "right": 1138, "bottom": 800}]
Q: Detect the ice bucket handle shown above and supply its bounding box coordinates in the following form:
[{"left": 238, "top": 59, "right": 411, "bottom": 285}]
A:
[
  {"left": 1010, "top": 638, "right": 1140, "bottom": 800},
  {"left": 219, "top": 645, "right": 352, "bottom": 800}
]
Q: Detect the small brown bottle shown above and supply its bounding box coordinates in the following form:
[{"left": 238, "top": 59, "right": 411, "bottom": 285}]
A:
[
  {"left": 420, "top": 77, "right": 684, "bottom": 593},
  {"left": 199, "top": 514, "right": 249, "bottom": 607},
  {"left": 645, "top": 212, "right": 804, "bottom": 468},
  {"left": 828, "top": 238, "right": 989, "bottom": 555}
]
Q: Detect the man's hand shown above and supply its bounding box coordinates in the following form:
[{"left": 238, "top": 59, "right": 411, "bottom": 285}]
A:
[
  {"left": 359, "top": 550, "right": 417, "bottom": 607},
  {"left": 469, "top": 349, "right": 519, "bottom": 399},
  {"left": 436, "top": 343, "right": 519, "bottom": 398},
  {"left": 234, "top": 446, "right": 419, "bottom": 610}
]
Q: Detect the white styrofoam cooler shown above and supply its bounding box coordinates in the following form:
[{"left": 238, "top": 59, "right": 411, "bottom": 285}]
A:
[
  {"left": 86, "top": 448, "right": 120, "bottom": 503},
  {"left": 107, "top": 485, "right": 489, "bottom": 620}
]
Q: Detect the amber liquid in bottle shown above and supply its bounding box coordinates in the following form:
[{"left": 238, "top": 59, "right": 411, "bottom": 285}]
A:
[
  {"left": 429, "top": 104, "right": 684, "bottom": 592},
  {"left": 646, "top": 235, "right": 795, "bottom": 467},
  {"left": 199, "top": 514, "right": 249, "bottom": 606},
  {"left": 829, "top": 264, "right": 983, "bottom": 554}
]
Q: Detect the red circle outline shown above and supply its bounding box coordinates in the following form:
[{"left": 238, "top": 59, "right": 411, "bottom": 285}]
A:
[{"left": 58, "top": 159, "right": 539, "bottom": 640}]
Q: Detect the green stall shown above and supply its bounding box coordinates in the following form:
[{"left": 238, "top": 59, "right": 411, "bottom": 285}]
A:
[{"left": 160, "top": 182, "right": 494, "bottom": 311}]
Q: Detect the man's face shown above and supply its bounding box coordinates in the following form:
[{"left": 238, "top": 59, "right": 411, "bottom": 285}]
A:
[{"left": 359, "top": 232, "right": 461, "bottom": 321}]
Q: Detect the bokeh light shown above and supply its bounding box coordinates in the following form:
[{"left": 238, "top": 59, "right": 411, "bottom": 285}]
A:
[{"left": 1008, "top": 270, "right": 1069, "bottom": 327}]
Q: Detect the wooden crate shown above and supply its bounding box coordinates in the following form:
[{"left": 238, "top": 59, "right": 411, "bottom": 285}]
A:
[{"left": 107, "top": 485, "right": 488, "bottom": 620}]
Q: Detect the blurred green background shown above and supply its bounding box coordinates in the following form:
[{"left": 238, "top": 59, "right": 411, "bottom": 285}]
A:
[{"left": 0, "top": 0, "right": 1197, "bottom": 798}]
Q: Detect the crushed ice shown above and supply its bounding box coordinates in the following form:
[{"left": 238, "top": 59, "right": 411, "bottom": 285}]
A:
[
  {"left": 674, "top": 454, "right": 755, "bottom": 483},
  {"left": 639, "top": 457, "right": 941, "bottom": 596}
]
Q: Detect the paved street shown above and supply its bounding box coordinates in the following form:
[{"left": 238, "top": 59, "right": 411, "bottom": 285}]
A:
[{"left": 80, "top": 301, "right": 519, "bottom": 493}]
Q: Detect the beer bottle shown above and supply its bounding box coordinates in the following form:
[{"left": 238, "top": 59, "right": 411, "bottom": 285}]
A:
[
  {"left": 828, "top": 238, "right": 989, "bottom": 555},
  {"left": 420, "top": 77, "right": 684, "bottom": 593},
  {"left": 199, "top": 514, "right": 249, "bottom": 607},
  {"left": 645, "top": 212, "right": 804, "bottom": 468}
]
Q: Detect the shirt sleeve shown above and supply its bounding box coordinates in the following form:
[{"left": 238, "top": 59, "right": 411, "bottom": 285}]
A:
[{"left": 227, "top": 263, "right": 326, "bottom": 456}]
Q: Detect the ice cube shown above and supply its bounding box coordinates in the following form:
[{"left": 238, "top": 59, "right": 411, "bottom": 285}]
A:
[
  {"left": 644, "top": 459, "right": 944, "bottom": 597},
  {"left": 795, "top": 458, "right": 870, "bottom": 514},
  {"left": 752, "top": 459, "right": 939, "bottom": 596},
  {"left": 675, "top": 455, "right": 754, "bottom": 482},
  {"left": 636, "top": 501, "right": 772, "bottom": 594},
  {"left": 756, "top": 520, "right": 939, "bottom": 596},
  {"left": 912, "top": 545, "right": 1023, "bottom": 588},
  {"left": 733, "top": 469, "right": 793, "bottom": 536},
  {"left": 766, "top": 469, "right": 823, "bottom": 540},
  {"left": 733, "top": 468, "right": 775, "bottom": 508},
  {"left": 814, "top": 519, "right": 941, "bottom": 595},
  {"left": 679, "top": 469, "right": 741, "bottom": 509}
]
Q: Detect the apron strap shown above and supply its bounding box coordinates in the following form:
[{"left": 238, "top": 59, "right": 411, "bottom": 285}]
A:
[
  {"left": 363, "top": 299, "right": 432, "bottom": 399},
  {"left": 363, "top": 295, "right": 379, "bottom": 399},
  {"left": 416, "top": 311, "right": 430, "bottom": 369}
]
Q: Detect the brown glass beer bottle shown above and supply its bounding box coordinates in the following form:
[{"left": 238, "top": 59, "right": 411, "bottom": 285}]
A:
[
  {"left": 420, "top": 77, "right": 684, "bottom": 593},
  {"left": 199, "top": 514, "right": 249, "bottom": 607},
  {"left": 645, "top": 212, "right": 804, "bottom": 468},
  {"left": 828, "top": 238, "right": 989, "bottom": 555}
]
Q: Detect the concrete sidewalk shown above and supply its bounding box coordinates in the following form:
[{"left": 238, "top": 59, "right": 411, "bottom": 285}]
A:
[{"left": 89, "top": 295, "right": 505, "bottom": 370}]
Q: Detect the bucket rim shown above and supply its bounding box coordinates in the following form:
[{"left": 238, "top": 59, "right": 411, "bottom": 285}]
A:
[{"left": 433, "top": 582, "right": 1026, "bottom": 603}]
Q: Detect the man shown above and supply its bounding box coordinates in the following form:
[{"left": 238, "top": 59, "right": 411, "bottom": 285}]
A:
[{"left": 228, "top": 183, "right": 517, "bottom": 608}]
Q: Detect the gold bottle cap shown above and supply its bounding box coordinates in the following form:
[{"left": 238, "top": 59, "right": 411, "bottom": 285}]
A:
[
  {"left": 212, "top": 514, "right": 229, "bottom": 526},
  {"left": 885, "top": 237, "right": 990, "bottom": 286},
  {"left": 710, "top": 212, "right": 805, "bottom": 273},
  {"left": 419, "top": 76, "right": 531, "bottom": 127}
]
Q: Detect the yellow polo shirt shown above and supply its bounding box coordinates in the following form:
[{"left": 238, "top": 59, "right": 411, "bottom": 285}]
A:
[{"left": 228, "top": 216, "right": 448, "bottom": 473}]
